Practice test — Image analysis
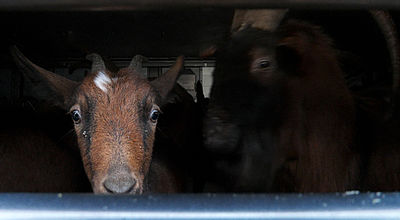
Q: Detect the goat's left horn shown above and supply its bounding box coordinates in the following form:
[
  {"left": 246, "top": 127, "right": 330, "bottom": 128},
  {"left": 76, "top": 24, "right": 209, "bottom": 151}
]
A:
[
  {"left": 86, "top": 53, "right": 106, "bottom": 73},
  {"left": 128, "top": 55, "right": 148, "bottom": 78},
  {"left": 129, "top": 55, "right": 147, "bottom": 69}
]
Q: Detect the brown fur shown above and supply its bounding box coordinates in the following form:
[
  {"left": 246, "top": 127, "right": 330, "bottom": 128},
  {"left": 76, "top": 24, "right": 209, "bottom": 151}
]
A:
[
  {"left": 0, "top": 129, "right": 90, "bottom": 192},
  {"left": 0, "top": 105, "right": 91, "bottom": 192},
  {"left": 277, "top": 22, "right": 359, "bottom": 192}
]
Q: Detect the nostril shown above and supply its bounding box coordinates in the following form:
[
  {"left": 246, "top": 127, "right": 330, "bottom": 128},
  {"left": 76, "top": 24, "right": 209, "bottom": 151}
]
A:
[{"left": 103, "top": 175, "right": 136, "bottom": 194}]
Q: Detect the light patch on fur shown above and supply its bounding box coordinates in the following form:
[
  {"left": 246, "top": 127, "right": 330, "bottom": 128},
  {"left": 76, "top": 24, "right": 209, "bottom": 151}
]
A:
[
  {"left": 94, "top": 71, "right": 112, "bottom": 93},
  {"left": 112, "top": 77, "right": 119, "bottom": 83}
]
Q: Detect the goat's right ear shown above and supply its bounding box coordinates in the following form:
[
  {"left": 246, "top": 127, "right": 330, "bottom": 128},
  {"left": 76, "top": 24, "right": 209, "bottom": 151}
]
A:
[{"left": 10, "top": 46, "right": 79, "bottom": 109}]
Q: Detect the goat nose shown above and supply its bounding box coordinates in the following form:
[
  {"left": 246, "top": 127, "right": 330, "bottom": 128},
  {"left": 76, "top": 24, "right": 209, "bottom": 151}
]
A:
[{"left": 103, "top": 174, "right": 136, "bottom": 194}]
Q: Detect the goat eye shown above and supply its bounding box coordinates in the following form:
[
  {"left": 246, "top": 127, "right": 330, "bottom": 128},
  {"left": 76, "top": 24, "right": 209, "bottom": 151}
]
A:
[
  {"left": 71, "top": 110, "right": 81, "bottom": 124},
  {"left": 258, "top": 60, "right": 271, "bottom": 69},
  {"left": 150, "top": 109, "right": 160, "bottom": 123}
]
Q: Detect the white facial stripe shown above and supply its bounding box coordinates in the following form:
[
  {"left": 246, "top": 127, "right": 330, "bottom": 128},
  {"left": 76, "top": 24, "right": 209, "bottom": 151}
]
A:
[{"left": 94, "top": 71, "right": 112, "bottom": 93}]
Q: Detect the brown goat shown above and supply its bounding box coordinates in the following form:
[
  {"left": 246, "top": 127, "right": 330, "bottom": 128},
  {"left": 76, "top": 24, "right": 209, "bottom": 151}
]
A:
[
  {"left": 204, "top": 20, "right": 360, "bottom": 192},
  {"left": 0, "top": 104, "right": 91, "bottom": 192},
  {"left": 11, "top": 47, "right": 183, "bottom": 194}
]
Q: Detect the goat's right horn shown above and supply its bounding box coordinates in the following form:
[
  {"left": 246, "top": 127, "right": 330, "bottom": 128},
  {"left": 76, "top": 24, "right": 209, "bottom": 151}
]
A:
[
  {"left": 86, "top": 53, "right": 106, "bottom": 73},
  {"left": 231, "top": 9, "right": 288, "bottom": 32}
]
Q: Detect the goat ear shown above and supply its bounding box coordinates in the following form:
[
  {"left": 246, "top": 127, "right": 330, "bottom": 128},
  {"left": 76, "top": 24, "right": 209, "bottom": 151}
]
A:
[
  {"left": 151, "top": 56, "right": 184, "bottom": 101},
  {"left": 10, "top": 46, "right": 79, "bottom": 109},
  {"left": 199, "top": 45, "right": 217, "bottom": 58}
]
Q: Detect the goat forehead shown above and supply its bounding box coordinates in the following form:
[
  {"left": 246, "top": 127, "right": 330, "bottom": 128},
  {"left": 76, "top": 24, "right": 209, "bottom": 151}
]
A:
[
  {"left": 79, "top": 74, "right": 155, "bottom": 116},
  {"left": 110, "top": 78, "right": 154, "bottom": 104},
  {"left": 82, "top": 72, "right": 151, "bottom": 95}
]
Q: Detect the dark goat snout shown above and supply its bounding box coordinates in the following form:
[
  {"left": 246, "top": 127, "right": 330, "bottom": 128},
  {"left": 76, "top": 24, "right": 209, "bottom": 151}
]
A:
[
  {"left": 103, "top": 174, "right": 137, "bottom": 194},
  {"left": 204, "top": 109, "right": 241, "bottom": 154}
]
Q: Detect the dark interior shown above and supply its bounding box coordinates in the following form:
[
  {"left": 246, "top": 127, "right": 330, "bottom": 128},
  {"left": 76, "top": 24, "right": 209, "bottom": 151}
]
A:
[{"left": 0, "top": 7, "right": 399, "bottom": 193}]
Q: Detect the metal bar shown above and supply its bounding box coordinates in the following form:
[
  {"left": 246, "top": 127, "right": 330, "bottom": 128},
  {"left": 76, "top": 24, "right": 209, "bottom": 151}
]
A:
[
  {"left": 0, "top": 192, "right": 400, "bottom": 220},
  {"left": 113, "top": 59, "right": 216, "bottom": 68},
  {"left": 55, "top": 58, "right": 216, "bottom": 68},
  {"left": 0, "top": 0, "right": 400, "bottom": 11}
]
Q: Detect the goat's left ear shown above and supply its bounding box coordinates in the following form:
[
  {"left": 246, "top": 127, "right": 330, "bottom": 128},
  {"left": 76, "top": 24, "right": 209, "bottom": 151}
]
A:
[{"left": 151, "top": 56, "right": 184, "bottom": 100}]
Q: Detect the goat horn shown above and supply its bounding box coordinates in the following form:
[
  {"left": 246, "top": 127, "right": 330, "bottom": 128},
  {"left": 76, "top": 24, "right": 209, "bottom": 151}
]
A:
[
  {"left": 231, "top": 9, "right": 288, "bottom": 32},
  {"left": 129, "top": 55, "right": 147, "bottom": 69},
  {"left": 369, "top": 10, "right": 400, "bottom": 95},
  {"left": 128, "top": 55, "right": 148, "bottom": 78},
  {"left": 86, "top": 53, "right": 106, "bottom": 73}
]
